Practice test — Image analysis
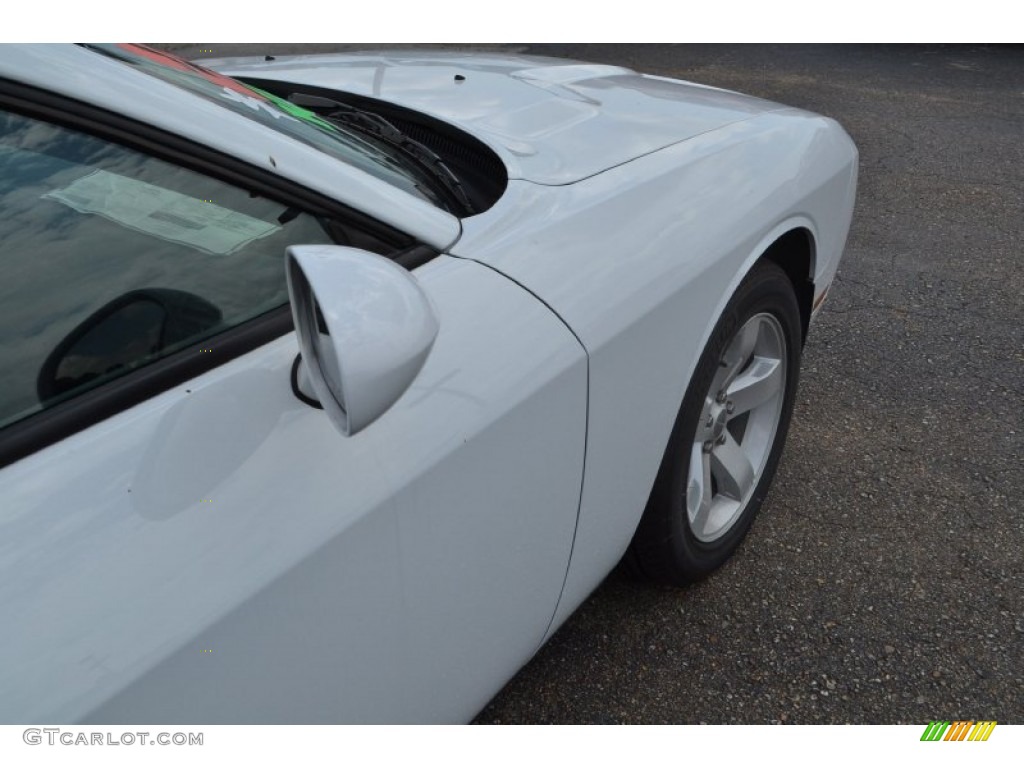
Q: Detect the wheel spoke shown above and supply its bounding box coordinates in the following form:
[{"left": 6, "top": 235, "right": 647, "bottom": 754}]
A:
[
  {"left": 726, "top": 356, "right": 783, "bottom": 416},
  {"left": 696, "top": 404, "right": 714, "bottom": 441},
  {"left": 710, "top": 433, "right": 755, "bottom": 501},
  {"left": 719, "top": 319, "right": 760, "bottom": 388},
  {"left": 687, "top": 442, "right": 713, "bottom": 536}
]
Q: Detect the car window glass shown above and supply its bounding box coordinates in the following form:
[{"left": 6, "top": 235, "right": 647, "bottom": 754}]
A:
[{"left": 0, "top": 109, "right": 333, "bottom": 430}]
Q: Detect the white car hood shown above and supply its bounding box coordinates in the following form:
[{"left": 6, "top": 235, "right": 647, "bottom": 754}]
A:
[{"left": 203, "top": 51, "right": 783, "bottom": 185}]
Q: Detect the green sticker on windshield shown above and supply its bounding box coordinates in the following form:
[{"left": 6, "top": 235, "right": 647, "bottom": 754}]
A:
[{"left": 245, "top": 86, "right": 339, "bottom": 134}]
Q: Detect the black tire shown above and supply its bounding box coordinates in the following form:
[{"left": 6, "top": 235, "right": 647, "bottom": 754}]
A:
[{"left": 627, "top": 261, "right": 803, "bottom": 585}]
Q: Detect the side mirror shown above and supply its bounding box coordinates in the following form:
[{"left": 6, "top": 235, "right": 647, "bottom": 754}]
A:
[{"left": 285, "top": 245, "right": 439, "bottom": 436}]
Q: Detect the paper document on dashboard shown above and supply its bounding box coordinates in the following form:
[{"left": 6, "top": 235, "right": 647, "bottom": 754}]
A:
[{"left": 45, "top": 170, "right": 280, "bottom": 255}]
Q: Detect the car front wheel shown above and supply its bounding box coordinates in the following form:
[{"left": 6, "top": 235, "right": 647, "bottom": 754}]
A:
[{"left": 628, "top": 260, "right": 803, "bottom": 585}]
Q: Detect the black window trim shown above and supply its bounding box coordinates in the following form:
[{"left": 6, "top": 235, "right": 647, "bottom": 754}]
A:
[{"left": 0, "top": 78, "right": 439, "bottom": 469}]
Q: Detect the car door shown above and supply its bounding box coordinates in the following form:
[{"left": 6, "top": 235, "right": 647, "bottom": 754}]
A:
[{"left": 0, "top": 100, "right": 586, "bottom": 723}]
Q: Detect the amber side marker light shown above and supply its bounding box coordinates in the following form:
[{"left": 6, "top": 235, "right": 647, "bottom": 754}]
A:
[{"left": 812, "top": 283, "right": 832, "bottom": 314}]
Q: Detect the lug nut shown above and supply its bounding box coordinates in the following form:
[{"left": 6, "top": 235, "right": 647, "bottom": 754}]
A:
[
  {"left": 706, "top": 416, "right": 714, "bottom": 428},
  {"left": 717, "top": 433, "right": 727, "bottom": 445},
  {"left": 726, "top": 401, "right": 735, "bottom": 414},
  {"left": 716, "top": 391, "right": 727, "bottom": 404},
  {"left": 702, "top": 440, "right": 714, "bottom": 453}
]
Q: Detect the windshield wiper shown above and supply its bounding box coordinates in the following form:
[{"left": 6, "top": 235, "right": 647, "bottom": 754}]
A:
[{"left": 289, "top": 92, "right": 476, "bottom": 215}]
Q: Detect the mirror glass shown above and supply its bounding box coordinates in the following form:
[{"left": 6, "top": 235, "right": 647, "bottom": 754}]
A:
[{"left": 310, "top": 300, "right": 345, "bottom": 413}]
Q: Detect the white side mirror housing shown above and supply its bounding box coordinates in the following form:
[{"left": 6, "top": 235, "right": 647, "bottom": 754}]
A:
[{"left": 285, "top": 245, "right": 440, "bottom": 436}]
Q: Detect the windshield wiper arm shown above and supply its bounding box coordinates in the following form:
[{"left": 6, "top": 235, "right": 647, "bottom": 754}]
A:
[{"left": 289, "top": 92, "right": 476, "bottom": 215}]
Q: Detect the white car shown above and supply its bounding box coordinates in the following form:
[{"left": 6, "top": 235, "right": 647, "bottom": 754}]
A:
[{"left": 0, "top": 44, "right": 857, "bottom": 723}]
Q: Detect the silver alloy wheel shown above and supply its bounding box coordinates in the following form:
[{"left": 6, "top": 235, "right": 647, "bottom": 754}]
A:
[{"left": 686, "top": 312, "right": 787, "bottom": 542}]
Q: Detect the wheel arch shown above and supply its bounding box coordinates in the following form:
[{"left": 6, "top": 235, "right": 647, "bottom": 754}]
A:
[
  {"left": 623, "top": 219, "right": 818, "bottom": 583},
  {"left": 758, "top": 226, "right": 816, "bottom": 343}
]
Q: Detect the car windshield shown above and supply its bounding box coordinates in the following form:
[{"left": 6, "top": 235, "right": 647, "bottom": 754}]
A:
[{"left": 82, "top": 44, "right": 446, "bottom": 208}]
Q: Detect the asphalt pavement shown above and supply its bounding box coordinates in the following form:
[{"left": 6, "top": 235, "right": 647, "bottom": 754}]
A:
[{"left": 173, "top": 43, "right": 1023, "bottom": 724}]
